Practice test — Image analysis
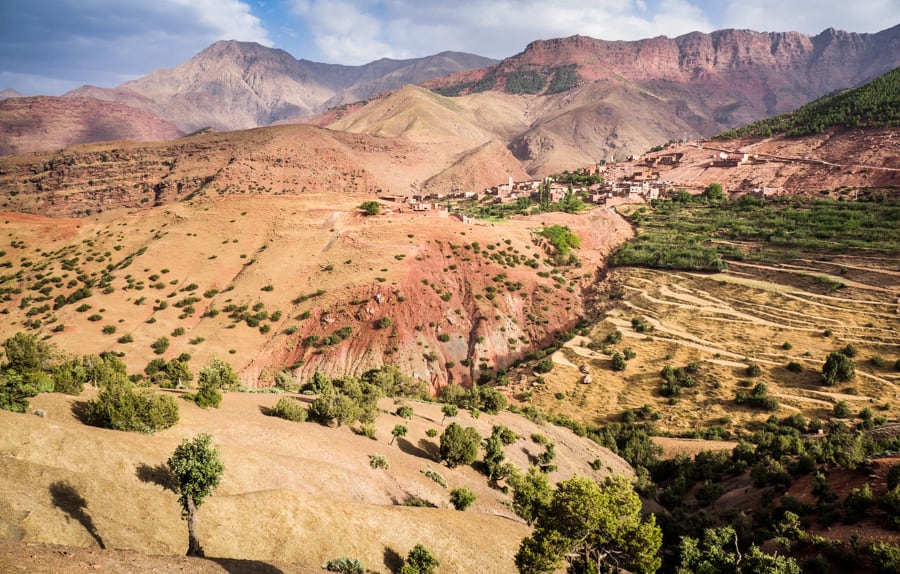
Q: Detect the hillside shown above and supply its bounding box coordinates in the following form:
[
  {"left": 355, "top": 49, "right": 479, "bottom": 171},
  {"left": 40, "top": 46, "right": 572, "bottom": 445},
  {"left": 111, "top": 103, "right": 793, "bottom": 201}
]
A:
[
  {"left": 0, "top": 389, "right": 629, "bottom": 572},
  {"left": 718, "top": 66, "right": 900, "bottom": 138},
  {"left": 0, "top": 96, "right": 183, "bottom": 156}
]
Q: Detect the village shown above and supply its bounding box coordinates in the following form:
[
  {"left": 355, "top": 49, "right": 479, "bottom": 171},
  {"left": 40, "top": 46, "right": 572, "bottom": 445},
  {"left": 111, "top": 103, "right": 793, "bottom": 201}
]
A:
[{"left": 376, "top": 142, "right": 785, "bottom": 219}]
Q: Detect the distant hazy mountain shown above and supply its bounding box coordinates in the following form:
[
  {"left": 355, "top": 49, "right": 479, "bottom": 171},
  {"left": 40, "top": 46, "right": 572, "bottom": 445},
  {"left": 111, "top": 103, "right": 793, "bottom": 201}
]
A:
[
  {"left": 65, "top": 41, "right": 497, "bottom": 133},
  {"left": 0, "top": 89, "right": 24, "bottom": 100}
]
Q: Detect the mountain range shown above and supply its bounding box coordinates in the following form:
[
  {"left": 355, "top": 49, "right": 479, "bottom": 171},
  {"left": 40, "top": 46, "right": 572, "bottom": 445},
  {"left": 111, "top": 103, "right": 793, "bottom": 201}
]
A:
[{"left": 1, "top": 25, "right": 899, "bottom": 172}]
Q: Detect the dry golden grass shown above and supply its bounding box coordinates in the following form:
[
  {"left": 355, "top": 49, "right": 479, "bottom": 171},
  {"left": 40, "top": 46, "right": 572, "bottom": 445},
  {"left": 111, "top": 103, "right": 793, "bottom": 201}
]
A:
[
  {"left": 0, "top": 388, "right": 629, "bottom": 573},
  {"left": 517, "top": 255, "right": 900, "bottom": 437}
]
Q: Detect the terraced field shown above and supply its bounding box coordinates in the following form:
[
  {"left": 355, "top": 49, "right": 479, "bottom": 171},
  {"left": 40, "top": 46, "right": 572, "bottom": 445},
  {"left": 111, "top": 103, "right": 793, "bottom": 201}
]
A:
[{"left": 519, "top": 251, "right": 900, "bottom": 437}]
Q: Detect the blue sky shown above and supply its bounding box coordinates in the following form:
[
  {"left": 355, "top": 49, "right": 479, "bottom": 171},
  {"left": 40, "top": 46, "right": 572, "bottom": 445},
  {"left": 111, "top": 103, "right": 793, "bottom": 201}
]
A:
[{"left": 1, "top": 0, "right": 898, "bottom": 96}]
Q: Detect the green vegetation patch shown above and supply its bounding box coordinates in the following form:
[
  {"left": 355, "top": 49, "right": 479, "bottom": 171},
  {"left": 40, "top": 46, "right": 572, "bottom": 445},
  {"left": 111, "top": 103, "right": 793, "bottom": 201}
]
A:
[{"left": 612, "top": 192, "right": 900, "bottom": 271}]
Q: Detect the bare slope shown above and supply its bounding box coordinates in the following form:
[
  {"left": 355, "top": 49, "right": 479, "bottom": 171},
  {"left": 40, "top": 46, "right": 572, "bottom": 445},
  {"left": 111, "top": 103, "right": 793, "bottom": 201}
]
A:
[
  {"left": 0, "top": 390, "right": 631, "bottom": 572},
  {"left": 0, "top": 96, "right": 183, "bottom": 155},
  {"left": 0, "top": 191, "right": 631, "bottom": 389}
]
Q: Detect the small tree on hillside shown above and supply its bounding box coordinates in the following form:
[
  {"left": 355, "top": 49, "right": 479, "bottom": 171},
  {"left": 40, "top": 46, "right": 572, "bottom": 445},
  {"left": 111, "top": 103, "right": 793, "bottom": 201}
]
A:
[
  {"left": 440, "top": 403, "right": 458, "bottom": 425},
  {"left": 167, "top": 433, "right": 224, "bottom": 557},
  {"left": 821, "top": 352, "right": 855, "bottom": 386},
  {"left": 390, "top": 424, "right": 408, "bottom": 446},
  {"left": 360, "top": 201, "right": 381, "bottom": 216},
  {"left": 401, "top": 543, "right": 440, "bottom": 574},
  {"left": 3, "top": 332, "right": 54, "bottom": 372},
  {"left": 439, "top": 422, "right": 481, "bottom": 468}
]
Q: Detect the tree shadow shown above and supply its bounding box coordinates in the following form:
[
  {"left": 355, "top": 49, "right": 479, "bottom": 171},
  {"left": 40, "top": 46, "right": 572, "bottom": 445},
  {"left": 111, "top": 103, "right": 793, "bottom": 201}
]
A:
[
  {"left": 383, "top": 546, "right": 404, "bottom": 573},
  {"left": 135, "top": 462, "right": 174, "bottom": 491},
  {"left": 70, "top": 400, "right": 90, "bottom": 424},
  {"left": 417, "top": 438, "right": 440, "bottom": 461},
  {"left": 396, "top": 437, "right": 433, "bottom": 460},
  {"left": 205, "top": 557, "right": 285, "bottom": 574},
  {"left": 49, "top": 481, "right": 105, "bottom": 549}
]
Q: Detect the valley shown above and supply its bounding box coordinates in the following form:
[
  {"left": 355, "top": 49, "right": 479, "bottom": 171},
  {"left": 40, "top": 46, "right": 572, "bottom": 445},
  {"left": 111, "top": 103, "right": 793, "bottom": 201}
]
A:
[{"left": 1, "top": 25, "right": 900, "bottom": 574}]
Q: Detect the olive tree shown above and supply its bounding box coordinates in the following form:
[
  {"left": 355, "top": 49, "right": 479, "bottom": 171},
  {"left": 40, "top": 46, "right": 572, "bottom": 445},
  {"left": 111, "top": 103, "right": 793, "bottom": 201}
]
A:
[{"left": 167, "top": 433, "right": 224, "bottom": 556}]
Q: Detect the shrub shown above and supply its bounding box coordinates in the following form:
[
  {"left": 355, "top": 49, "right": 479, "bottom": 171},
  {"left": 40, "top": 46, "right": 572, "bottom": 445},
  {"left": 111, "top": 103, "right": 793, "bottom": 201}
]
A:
[
  {"left": 117, "top": 333, "right": 134, "bottom": 344},
  {"left": 843, "top": 344, "right": 858, "bottom": 358},
  {"left": 533, "top": 359, "right": 554, "bottom": 374},
  {"left": 401, "top": 543, "right": 439, "bottom": 574},
  {"left": 786, "top": 361, "right": 803, "bottom": 373},
  {"left": 151, "top": 336, "right": 170, "bottom": 355},
  {"left": 437, "top": 333, "right": 451, "bottom": 342},
  {"left": 84, "top": 380, "right": 179, "bottom": 433},
  {"left": 611, "top": 352, "right": 627, "bottom": 371},
  {"left": 324, "top": 557, "right": 364, "bottom": 574},
  {"left": 396, "top": 404, "right": 414, "bottom": 419},
  {"left": 888, "top": 463, "right": 900, "bottom": 491},
  {"left": 821, "top": 352, "right": 855, "bottom": 386},
  {"left": 359, "top": 201, "right": 380, "bottom": 216},
  {"left": 450, "top": 486, "right": 477, "bottom": 511},
  {"left": 833, "top": 400, "right": 851, "bottom": 418},
  {"left": 194, "top": 384, "right": 222, "bottom": 409},
  {"left": 171, "top": 327, "right": 186, "bottom": 337},
  {"left": 843, "top": 483, "right": 873, "bottom": 523},
  {"left": 869, "top": 542, "right": 900, "bottom": 574},
  {"left": 369, "top": 454, "right": 389, "bottom": 469},
  {"left": 745, "top": 363, "right": 762, "bottom": 377},
  {"left": 270, "top": 397, "right": 307, "bottom": 422}
]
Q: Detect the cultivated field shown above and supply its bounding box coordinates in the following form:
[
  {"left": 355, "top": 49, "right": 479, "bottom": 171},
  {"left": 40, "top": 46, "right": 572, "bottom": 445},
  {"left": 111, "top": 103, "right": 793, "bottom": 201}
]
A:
[{"left": 518, "top": 252, "right": 900, "bottom": 440}]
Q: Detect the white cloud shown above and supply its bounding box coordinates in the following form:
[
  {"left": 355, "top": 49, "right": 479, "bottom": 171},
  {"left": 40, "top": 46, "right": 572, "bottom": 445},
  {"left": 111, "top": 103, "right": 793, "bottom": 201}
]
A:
[
  {"left": 289, "top": 0, "right": 717, "bottom": 63},
  {"left": 0, "top": 0, "right": 271, "bottom": 94},
  {"left": 720, "top": 0, "right": 900, "bottom": 34}
]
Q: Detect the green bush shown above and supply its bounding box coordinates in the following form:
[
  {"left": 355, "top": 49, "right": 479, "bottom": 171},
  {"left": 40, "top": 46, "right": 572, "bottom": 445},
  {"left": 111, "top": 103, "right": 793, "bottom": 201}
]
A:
[
  {"left": 821, "top": 352, "right": 855, "bottom": 386},
  {"left": 151, "top": 336, "right": 170, "bottom": 355},
  {"left": 401, "top": 543, "right": 439, "bottom": 574},
  {"left": 85, "top": 380, "right": 179, "bottom": 433},
  {"left": 869, "top": 542, "right": 900, "bottom": 574},
  {"left": 369, "top": 454, "right": 389, "bottom": 469},
  {"left": 324, "top": 557, "right": 364, "bottom": 574},
  {"left": 268, "top": 397, "right": 307, "bottom": 422},
  {"left": 450, "top": 486, "right": 477, "bottom": 510}
]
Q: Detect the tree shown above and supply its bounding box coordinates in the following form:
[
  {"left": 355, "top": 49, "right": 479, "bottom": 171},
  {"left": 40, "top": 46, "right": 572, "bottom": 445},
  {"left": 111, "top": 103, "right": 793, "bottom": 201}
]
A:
[
  {"left": 165, "top": 359, "right": 193, "bottom": 389},
  {"left": 3, "top": 332, "right": 54, "bottom": 372},
  {"left": 401, "top": 543, "right": 439, "bottom": 574},
  {"left": 611, "top": 352, "right": 627, "bottom": 371},
  {"left": 197, "top": 358, "right": 239, "bottom": 391},
  {"left": 450, "top": 486, "right": 477, "bottom": 510},
  {"left": 677, "top": 526, "right": 801, "bottom": 574},
  {"left": 821, "top": 351, "right": 855, "bottom": 386},
  {"left": 390, "top": 424, "right": 408, "bottom": 446},
  {"left": 441, "top": 403, "right": 458, "bottom": 425},
  {"left": 396, "top": 404, "right": 414, "bottom": 419},
  {"left": 167, "top": 434, "right": 224, "bottom": 557},
  {"left": 439, "top": 422, "right": 481, "bottom": 468},
  {"left": 360, "top": 201, "right": 381, "bottom": 216},
  {"left": 510, "top": 466, "right": 552, "bottom": 525},
  {"left": 702, "top": 182, "right": 725, "bottom": 202},
  {"left": 515, "top": 475, "right": 662, "bottom": 574}
]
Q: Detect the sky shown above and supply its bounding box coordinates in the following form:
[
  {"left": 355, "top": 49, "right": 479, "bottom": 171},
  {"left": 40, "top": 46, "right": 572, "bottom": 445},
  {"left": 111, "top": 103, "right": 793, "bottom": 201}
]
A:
[{"left": 1, "top": 0, "right": 898, "bottom": 96}]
